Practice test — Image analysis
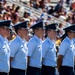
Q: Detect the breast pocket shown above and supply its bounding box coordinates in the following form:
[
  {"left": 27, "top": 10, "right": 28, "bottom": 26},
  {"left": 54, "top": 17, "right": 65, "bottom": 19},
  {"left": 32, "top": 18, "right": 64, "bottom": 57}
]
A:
[
  {"left": 0, "top": 46, "right": 7, "bottom": 54},
  {"left": 48, "top": 46, "right": 56, "bottom": 54},
  {"left": 70, "top": 45, "right": 74, "bottom": 53},
  {"left": 20, "top": 45, "right": 28, "bottom": 56},
  {"left": 37, "top": 45, "right": 42, "bottom": 52},
  {"left": 48, "top": 47, "right": 52, "bottom": 53}
]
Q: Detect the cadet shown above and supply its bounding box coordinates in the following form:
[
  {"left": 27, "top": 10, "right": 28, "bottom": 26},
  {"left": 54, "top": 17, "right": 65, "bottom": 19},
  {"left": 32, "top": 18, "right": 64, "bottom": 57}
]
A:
[
  {"left": 9, "top": 21, "right": 28, "bottom": 75},
  {"left": 27, "top": 21, "right": 45, "bottom": 75},
  {"left": 0, "top": 20, "right": 11, "bottom": 75},
  {"left": 74, "top": 38, "right": 75, "bottom": 75},
  {"left": 57, "top": 25, "right": 75, "bottom": 75},
  {"left": 42, "top": 23, "right": 58, "bottom": 75}
]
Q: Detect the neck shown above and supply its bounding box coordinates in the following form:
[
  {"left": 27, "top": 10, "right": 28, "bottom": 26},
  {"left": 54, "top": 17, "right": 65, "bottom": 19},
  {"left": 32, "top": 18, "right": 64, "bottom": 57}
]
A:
[
  {"left": 35, "top": 34, "right": 42, "bottom": 39},
  {"left": 0, "top": 33, "right": 7, "bottom": 38},
  {"left": 18, "top": 35, "right": 25, "bottom": 40},
  {"left": 68, "top": 36, "right": 73, "bottom": 40},
  {"left": 48, "top": 35, "right": 55, "bottom": 40},
  {"left": 68, "top": 35, "right": 74, "bottom": 40},
  {"left": 1, "top": 34, "right": 6, "bottom": 38},
  {"left": 20, "top": 36, "right": 25, "bottom": 40}
]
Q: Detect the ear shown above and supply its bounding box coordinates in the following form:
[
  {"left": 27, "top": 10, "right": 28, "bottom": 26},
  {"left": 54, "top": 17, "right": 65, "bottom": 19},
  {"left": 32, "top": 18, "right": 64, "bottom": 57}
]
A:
[
  {"left": 17, "top": 29, "right": 21, "bottom": 34},
  {"left": 67, "top": 31, "right": 71, "bottom": 35},
  {"left": 0, "top": 28, "right": 3, "bottom": 34},
  {"left": 48, "top": 30, "right": 51, "bottom": 33}
]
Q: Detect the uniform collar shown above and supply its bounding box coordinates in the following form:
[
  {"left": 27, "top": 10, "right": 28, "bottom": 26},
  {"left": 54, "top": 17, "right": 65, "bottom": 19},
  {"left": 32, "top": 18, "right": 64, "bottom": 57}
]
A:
[
  {"left": 34, "top": 35, "right": 42, "bottom": 43},
  {"left": 73, "top": 38, "right": 75, "bottom": 42},
  {"left": 47, "top": 37, "right": 55, "bottom": 44},
  {"left": 0, "top": 35, "right": 8, "bottom": 42},
  {"left": 66, "top": 36, "right": 74, "bottom": 43},
  {"left": 74, "top": 38, "right": 75, "bottom": 42},
  {"left": 17, "top": 35, "right": 26, "bottom": 43}
]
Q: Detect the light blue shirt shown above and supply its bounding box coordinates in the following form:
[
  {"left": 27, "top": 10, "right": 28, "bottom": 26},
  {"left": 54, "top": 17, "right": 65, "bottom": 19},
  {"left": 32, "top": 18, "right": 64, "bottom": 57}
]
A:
[
  {"left": 59, "top": 37, "right": 75, "bottom": 67},
  {"left": 73, "top": 38, "right": 75, "bottom": 56},
  {"left": 42, "top": 37, "right": 56, "bottom": 67},
  {"left": 0, "top": 35, "right": 10, "bottom": 73},
  {"left": 10, "top": 35, "right": 28, "bottom": 70},
  {"left": 28, "top": 35, "right": 42, "bottom": 68}
]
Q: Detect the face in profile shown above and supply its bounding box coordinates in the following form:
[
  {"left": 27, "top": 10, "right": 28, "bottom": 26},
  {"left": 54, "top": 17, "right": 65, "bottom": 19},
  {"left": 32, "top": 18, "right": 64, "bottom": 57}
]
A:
[{"left": 2, "top": 26, "right": 10, "bottom": 38}]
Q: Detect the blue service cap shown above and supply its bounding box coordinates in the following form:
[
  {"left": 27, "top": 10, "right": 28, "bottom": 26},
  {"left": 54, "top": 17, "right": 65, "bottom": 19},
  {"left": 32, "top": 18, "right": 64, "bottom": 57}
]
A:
[
  {"left": 0, "top": 20, "right": 11, "bottom": 29},
  {"left": 13, "top": 21, "right": 28, "bottom": 30},
  {"left": 63, "top": 25, "right": 75, "bottom": 32},
  {"left": 30, "top": 21, "right": 45, "bottom": 29},
  {"left": 45, "top": 23, "right": 58, "bottom": 31}
]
